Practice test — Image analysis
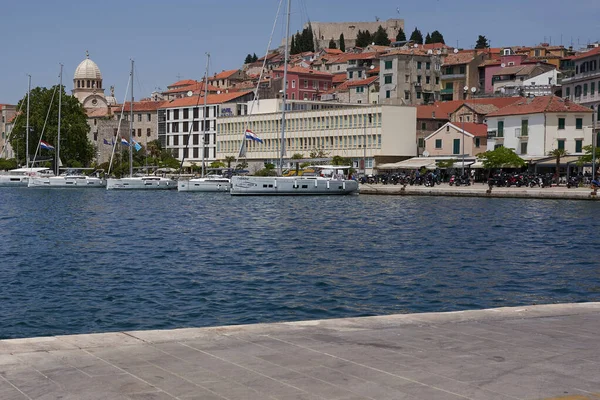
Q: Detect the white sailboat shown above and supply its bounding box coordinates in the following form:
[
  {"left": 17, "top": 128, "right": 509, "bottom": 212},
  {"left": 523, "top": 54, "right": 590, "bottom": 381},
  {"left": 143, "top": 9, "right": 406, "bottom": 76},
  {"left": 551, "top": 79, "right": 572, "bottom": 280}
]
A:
[
  {"left": 29, "top": 65, "right": 105, "bottom": 188},
  {"left": 0, "top": 167, "right": 53, "bottom": 187},
  {"left": 229, "top": 0, "right": 358, "bottom": 196},
  {"left": 106, "top": 60, "right": 176, "bottom": 190},
  {"left": 178, "top": 53, "right": 231, "bottom": 193}
]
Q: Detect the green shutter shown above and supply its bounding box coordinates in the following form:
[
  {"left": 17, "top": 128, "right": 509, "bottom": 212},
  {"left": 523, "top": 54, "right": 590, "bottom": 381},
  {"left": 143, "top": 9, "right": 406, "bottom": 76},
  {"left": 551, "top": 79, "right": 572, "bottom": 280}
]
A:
[
  {"left": 576, "top": 139, "right": 583, "bottom": 153},
  {"left": 498, "top": 121, "right": 504, "bottom": 137},
  {"left": 521, "top": 120, "right": 528, "bottom": 136},
  {"left": 558, "top": 118, "right": 565, "bottom": 130},
  {"left": 453, "top": 139, "right": 460, "bottom": 154},
  {"left": 558, "top": 140, "right": 565, "bottom": 150},
  {"left": 435, "top": 139, "right": 442, "bottom": 149},
  {"left": 576, "top": 118, "right": 583, "bottom": 129}
]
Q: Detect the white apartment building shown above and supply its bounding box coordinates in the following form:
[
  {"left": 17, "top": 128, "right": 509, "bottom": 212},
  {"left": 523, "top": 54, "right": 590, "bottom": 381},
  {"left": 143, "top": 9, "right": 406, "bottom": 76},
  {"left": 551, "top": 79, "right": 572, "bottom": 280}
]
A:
[
  {"left": 217, "top": 101, "right": 416, "bottom": 174},
  {"left": 158, "top": 92, "right": 254, "bottom": 166},
  {"left": 562, "top": 46, "right": 600, "bottom": 126},
  {"left": 485, "top": 96, "right": 593, "bottom": 157}
]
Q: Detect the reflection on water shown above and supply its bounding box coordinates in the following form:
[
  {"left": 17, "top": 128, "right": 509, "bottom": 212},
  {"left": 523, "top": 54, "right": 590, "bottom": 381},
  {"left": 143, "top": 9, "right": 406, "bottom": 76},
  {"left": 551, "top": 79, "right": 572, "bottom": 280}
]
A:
[{"left": 0, "top": 189, "right": 599, "bottom": 339}]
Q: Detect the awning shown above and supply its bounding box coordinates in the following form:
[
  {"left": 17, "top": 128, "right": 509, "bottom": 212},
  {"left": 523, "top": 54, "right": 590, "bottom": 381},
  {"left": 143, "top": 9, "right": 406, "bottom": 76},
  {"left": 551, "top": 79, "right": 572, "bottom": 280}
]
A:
[
  {"left": 377, "top": 158, "right": 437, "bottom": 170},
  {"left": 534, "top": 155, "right": 582, "bottom": 167}
]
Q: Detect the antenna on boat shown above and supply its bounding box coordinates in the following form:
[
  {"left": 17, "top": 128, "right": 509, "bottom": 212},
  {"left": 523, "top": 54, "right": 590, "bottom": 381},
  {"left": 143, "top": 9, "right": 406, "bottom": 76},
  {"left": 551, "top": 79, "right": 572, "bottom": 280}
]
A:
[{"left": 278, "top": 0, "right": 291, "bottom": 177}]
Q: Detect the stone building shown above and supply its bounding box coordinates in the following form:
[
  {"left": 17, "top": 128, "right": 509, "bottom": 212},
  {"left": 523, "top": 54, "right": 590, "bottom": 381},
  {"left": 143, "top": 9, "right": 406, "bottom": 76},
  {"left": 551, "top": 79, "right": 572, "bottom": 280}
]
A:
[
  {"left": 0, "top": 104, "right": 17, "bottom": 159},
  {"left": 305, "top": 19, "right": 404, "bottom": 51},
  {"left": 440, "top": 51, "right": 487, "bottom": 101}
]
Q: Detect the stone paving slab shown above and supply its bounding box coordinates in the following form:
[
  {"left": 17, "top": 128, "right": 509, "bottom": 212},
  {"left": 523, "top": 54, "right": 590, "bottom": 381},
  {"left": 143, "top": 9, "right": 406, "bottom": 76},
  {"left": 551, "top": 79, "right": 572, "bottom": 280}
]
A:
[
  {"left": 359, "top": 183, "right": 600, "bottom": 200},
  {"left": 0, "top": 303, "right": 599, "bottom": 400}
]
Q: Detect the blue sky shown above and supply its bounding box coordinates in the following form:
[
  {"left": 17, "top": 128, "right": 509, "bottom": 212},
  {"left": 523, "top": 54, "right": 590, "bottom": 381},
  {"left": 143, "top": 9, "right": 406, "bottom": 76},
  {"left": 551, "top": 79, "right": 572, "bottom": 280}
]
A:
[{"left": 1, "top": 0, "right": 598, "bottom": 104}]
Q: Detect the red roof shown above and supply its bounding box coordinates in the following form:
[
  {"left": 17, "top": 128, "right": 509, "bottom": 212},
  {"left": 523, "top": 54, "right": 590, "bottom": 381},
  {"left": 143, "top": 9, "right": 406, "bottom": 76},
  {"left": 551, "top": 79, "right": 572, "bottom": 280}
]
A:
[
  {"left": 487, "top": 96, "right": 594, "bottom": 117},
  {"left": 163, "top": 81, "right": 219, "bottom": 94},
  {"left": 346, "top": 76, "right": 378, "bottom": 87},
  {"left": 417, "top": 97, "right": 524, "bottom": 120},
  {"left": 115, "top": 101, "right": 167, "bottom": 112},
  {"left": 273, "top": 66, "right": 333, "bottom": 78},
  {"left": 332, "top": 74, "right": 347, "bottom": 84},
  {"left": 325, "top": 52, "right": 379, "bottom": 64},
  {"left": 418, "top": 43, "right": 452, "bottom": 50},
  {"left": 454, "top": 122, "right": 489, "bottom": 137},
  {"left": 160, "top": 92, "right": 251, "bottom": 108},
  {"left": 572, "top": 47, "right": 600, "bottom": 61},
  {"left": 322, "top": 48, "right": 343, "bottom": 55},
  {"left": 210, "top": 69, "right": 240, "bottom": 80},
  {"left": 167, "top": 79, "right": 198, "bottom": 89},
  {"left": 443, "top": 52, "right": 477, "bottom": 66}
]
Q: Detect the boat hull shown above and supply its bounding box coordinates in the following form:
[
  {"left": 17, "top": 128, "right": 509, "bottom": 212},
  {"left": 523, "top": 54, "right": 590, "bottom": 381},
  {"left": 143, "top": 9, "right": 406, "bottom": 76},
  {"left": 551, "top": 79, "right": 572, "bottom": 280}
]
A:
[
  {"left": 178, "top": 179, "right": 230, "bottom": 192},
  {"left": 0, "top": 176, "right": 29, "bottom": 187},
  {"left": 28, "top": 176, "right": 106, "bottom": 188},
  {"left": 230, "top": 176, "right": 359, "bottom": 195},
  {"left": 106, "top": 177, "right": 177, "bottom": 190}
]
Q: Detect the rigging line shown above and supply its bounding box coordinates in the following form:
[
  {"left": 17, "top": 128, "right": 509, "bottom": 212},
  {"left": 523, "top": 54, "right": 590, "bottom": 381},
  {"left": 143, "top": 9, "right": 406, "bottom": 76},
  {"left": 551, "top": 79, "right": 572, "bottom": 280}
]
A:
[
  {"left": 0, "top": 100, "right": 25, "bottom": 159},
  {"left": 236, "top": 0, "right": 285, "bottom": 163},
  {"left": 178, "top": 53, "right": 210, "bottom": 175},
  {"left": 107, "top": 72, "right": 131, "bottom": 176},
  {"left": 30, "top": 85, "right": 58, "bottom": 166},
  {"left": 133, "top": 64, "right": 148, "bottom": 102}
]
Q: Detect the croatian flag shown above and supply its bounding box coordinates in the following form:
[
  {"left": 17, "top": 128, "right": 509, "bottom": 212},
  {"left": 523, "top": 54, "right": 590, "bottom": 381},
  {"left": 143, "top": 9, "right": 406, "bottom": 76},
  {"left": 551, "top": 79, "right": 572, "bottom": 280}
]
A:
[
  {"left": 40, "top": 140, "right": 55, "bottom": 150},
  {"left": 121, "top": 137, "right": 130, "bottom": 146},
  {"left": 245, "top": 129, "right": 263, "bottom": 143}
]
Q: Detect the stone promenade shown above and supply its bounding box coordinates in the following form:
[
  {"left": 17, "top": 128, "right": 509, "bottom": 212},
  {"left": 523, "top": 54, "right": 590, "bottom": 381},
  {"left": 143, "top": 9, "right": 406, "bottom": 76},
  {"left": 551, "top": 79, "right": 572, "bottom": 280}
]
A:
[
  {"left": 359, "top": 183, "right": 600, "bottom": 200},
  {"left": 1, "top": 303, "right": 599, "bottom": 400}
]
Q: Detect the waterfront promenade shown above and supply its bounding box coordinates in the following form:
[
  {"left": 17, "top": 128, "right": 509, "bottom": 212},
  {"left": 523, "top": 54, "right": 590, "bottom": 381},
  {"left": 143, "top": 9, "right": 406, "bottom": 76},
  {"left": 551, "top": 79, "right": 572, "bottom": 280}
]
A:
[
  {"left": 1, "top": 303, "right": 599, "bottom": 399},
  {"left": 359, "top": 183, "right": 600, "bottom": 200}
]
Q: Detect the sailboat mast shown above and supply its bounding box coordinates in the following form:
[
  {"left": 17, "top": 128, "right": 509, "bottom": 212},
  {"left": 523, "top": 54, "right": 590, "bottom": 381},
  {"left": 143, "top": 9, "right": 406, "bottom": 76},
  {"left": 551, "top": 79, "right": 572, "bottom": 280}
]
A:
[
  {"left": 57, "top": 64, "right": 63, "bottom": 176},
  {"left": 26, "top": 74, "right": 31, "bottom": 169},
  {"left": 202, "top": 53, "right": 210, "bottom": 178},
  {"left": 279, "top": 0, "right": 291, "bottom": 176},
  {"left": 129, "top": 59, "right": 134, "bottom": 178}
]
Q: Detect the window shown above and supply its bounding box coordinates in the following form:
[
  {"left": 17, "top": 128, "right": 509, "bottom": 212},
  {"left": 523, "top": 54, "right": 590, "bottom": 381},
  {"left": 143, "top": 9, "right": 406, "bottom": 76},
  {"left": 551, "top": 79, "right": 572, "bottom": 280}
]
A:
[
  {"left": 576, "top": 118, "right": 583, "bottom": 129},
  {"left": 292, "top": 80, "right": 296, "bottom": 88},
  {"left": 173, "top": 109, "right": 179, "bottom": 120},
  {"left": 566, "top": 87, "right": 571, "bottom": 98},
  {"left": 418, "top": 138, "right": 425, "bottom": 148},
  {"left": 584, "top": 84, "right": 588, "bottom": 96},
  {"left": 182, "top": 121, "right": 189, "bottom": 133},
  {"left": 453, "top": 138, "right": 460, "bottom": 154},
  {"left": 193, "top": 108, "right": 199, "bottom": 119},
  {"left": 445, "top": 82, "right": 453, "bottom": 90},
  {"left": 173, "top": 135, "right": 179, "bottom": 146},
  {"left": 445, "top": 67, "right": 453, "bottom": 75},
  {"left": 475, "top": 138, "right": 481, "bottom": 148},
  {"left": 426, "top": 62, "right": 431, "bottom": 70},
  {"left": 521, "top": 120, "right": 528, "bottom": 136},
  {"left": 147, "top": 128, "right": 151, "bottom": 137},
  {"left": 576, "top": 139, "right": 583, "bottom": 153},
  {"left": 520, "top": 142, "right": 528, "bottom": 154},
  {"left": 497, "top": 121, "right": 504, "bottom": 137},
  {"left": 147, "top": 113, "right": 151, "bottom": 122},
  {"left": 417, "top": 61, "right": 422, "bottom": 70},
  {"left": 421, "top": 122, "right": 426, "bottom": 130},
  {"left": 138, "top": 114, "right": 142, "bottom": 122},
  {"left": 435, "top": 139, "right": 442, "bottom": 149},
  {"left": 404, "top": 91, "right": 410, "bottom": 100},
  {"left": 435, "top": 77, "right": 439, "bottom": 85},
  {"left": 417, "top": 75, "right": 422, "bottom": 83},
  {"left": 386, "top": 90, "right": 391, "bottom": 99},
  {"left": 384, "top": 75, "right": 392, "bottom": 84},
  {"left": 137, "top": 129, "right": 141, "bottom": 137},
  {"left": 459, "top": 66, "right": 466, "bottom": 74},
  {"left": 426, "top": 76, "right": 430, "bottom": 84},
  {"left": 558, "top": 117, "right": 565, "bottom": 130},
  {"left": 183, "top": 108, "right": 189, "bottom": 119},
  {"left": 384, "top": 60, "right": 393, "bottom": 69},
  {"left": 416, "top": 92, "right": 421, "bottom": 99},
  {"left": 304, "top": 80, "right": 308, "bottom": 88},
  {"left": 405, "top": 75, "right": 409, "bottom": 83},
  {"left": 313, "top": 80, "right": 318, "bottom": 89},
  {"left": 592, "top": 82, "right": 596, "bottom": 95},
  {"left": 558, "top": 139, "right": 565, "bottom": 150}
]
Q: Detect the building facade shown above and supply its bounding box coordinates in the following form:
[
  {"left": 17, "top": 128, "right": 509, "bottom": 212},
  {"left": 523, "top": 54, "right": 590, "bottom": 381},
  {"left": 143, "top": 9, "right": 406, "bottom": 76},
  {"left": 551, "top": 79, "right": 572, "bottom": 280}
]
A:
[
  {"left": 441, "top": 52, "right": 486, "bottom": 101},
  {"left": 486, "top": 96, "right": 593, "bottom": 156},
  {"left": 424, "top": 122, "right": 488, "bottom": 157},
  {"left": 562, "top": 46, "right": 600, "bottom": 127},
  {"left": 0, "top": 104, "right": 17, "bottom": 159},
  {"left": 379, "top": 49, "right": 443, "bottom": 106},
  {"left": 273, "top": 66, "right": 334, "bottom": 101},
  {"left": 217, "top": 102, "right": 416, "bottom": 175},
  {"left": 302, "top": 19, "right": 404, "bottom": 51}
]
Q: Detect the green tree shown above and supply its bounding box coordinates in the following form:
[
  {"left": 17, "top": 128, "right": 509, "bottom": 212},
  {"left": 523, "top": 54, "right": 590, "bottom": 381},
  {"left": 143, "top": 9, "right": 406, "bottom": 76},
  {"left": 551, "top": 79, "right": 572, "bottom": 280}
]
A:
[
  {"left": 372, "top": 25, "right": 391, "bottom": 46},
  {"left": 224, "top": 155, "right": 236, "bottom": 168},
  {"left": 309, "top": 147, "right": 330, "bottom": 158},
  {"left": 355, "top": 30, "right": 373, "bottom": 48},
  {"left": 409, "top": 28, "right": 424, "bottom": 45},
  {"left": 11, "top": 85, "right": 95, "bottom": 168},
  {"left": 477, "top": 147, "right": 525, "bottom": 176},
  {"left": 0, "top": 158, "right": 18, "bottom": 171},
  {"left": 475, "top": 35, "right": 490, "bottom": 49},
  {"left": 395, "top": 27, "right": 406, "bottom": 42},
  {"left": 291, "top": 153, "right": 304, "bottom": 176},
  {"left": 331, "top": 155, "right": 351, "bottom": 166},
  {"left": 430, "top": 30, "right": 445, "bottom": 44},
  {"left": 328, "top": 38, "right": 337, "bottom": 49},
  {"left": 290, "top": 35, "right": 297, "bottom": 54},
  {"left": 548, "top": 148, "right": 568, "bottom": 185},
  {"left": 252, "top": 53, "right": 258, "bottom": 62},
  {"left": 425, "top": 33, "right": 432, "bottom": 44},
  {"left": 244, "top": 54, "right": 253, "bottom": 64},
  {"left": 339, "top": 33, "right": 346, "bottom": 52}
]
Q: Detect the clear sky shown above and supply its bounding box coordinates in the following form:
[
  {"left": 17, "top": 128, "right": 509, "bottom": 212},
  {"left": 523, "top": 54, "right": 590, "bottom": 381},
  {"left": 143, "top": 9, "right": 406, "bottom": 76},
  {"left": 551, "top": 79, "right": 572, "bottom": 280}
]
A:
[{"left": 1, "top": 0, "right": 598, "bottom": 105}]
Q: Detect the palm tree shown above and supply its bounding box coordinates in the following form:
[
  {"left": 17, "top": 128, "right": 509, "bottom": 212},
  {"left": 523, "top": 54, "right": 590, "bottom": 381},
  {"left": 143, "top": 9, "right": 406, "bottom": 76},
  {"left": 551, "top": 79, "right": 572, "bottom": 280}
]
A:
[
  {"left": 224, "top": 156, "right": 236, "bottom": 169},
  {"left": 548, "top": 148, "right": 568, "bottom": 186},
  {"left": 291, "top": 153, "right": 304, "bottom": 176}
]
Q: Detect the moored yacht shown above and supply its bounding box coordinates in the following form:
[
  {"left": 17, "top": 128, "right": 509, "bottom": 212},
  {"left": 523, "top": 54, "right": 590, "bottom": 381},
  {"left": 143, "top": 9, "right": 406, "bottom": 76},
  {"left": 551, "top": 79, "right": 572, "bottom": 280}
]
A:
[
  {"left": 178, "top": 175, "right": 230, "bottom": 192},
  {"left": 28, "top": 171, "right": 105, "bottom": 188},
  {"left": 0, "top": 168, "right": 53, "bottom": 187},
  {"left": 106, "top": 175, "right": 176, "bottom": 190}
]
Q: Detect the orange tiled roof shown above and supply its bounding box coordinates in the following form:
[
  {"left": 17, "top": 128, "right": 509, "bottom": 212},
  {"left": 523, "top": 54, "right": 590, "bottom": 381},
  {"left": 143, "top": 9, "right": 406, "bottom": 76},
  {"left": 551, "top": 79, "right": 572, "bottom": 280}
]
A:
[
  {"left": 417, "top": 43, "right": 452, "bottom": 50},
  {"left": 210, "top": 69, "right": 240, "bottom": 81},
  {"left": 383, "top": 48, "right": 430, "bottom": 57},
  {"left": 572, "top": 47, "right": 600, "bottom": 61},
  {"left": 325, "top": 52, "right": 380, "bottom": 64},
  {"left": 332, "top": 74, "right": 347, "bottom": 84},
  {"left": 167, "top": 79, "right": 198, "bottom": 89},
  {"left": 163, "top": 81, "right": 219, "bottom": 94},
  {"left": 368, "top": 66, "right": 380, "bottom": 75},
  {"left": 115, "top": 101, "right": 167, "bottom": 113},
  {"left": 487, "top": 96, "right": 593, "bottom": 117},
  {"left": 346, "top": 76, "right": 378, "bottom": 87},
  {"left": 443, "top": 52, "right": 477, "bottom": 66},
  {"left": 322, "top": 48, "right": 343, "bottom": 55},
  {"left": 160, "top": 92, "right": 251, "bottom": 108},
  {"left": 453, "top": 122, "right": 489, "bottom": 137},
  {"left": 417, "top": 97, "right": 525, "bottom": 120}
]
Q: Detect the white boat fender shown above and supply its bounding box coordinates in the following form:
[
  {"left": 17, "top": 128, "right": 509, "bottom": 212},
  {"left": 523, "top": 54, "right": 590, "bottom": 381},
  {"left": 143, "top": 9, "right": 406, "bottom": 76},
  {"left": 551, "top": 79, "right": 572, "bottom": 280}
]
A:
[
  {"left": 327, "top": 181, "right": 330, "bottom": 189},
  {"left": 274, "top": 179, "right": 277, "bottom": 188},
  {"left": 343, "top": 181, "right": 346, "bottom": 190},
  {"left": 314, "top": 179, "right": 318, "bottom": 187}
]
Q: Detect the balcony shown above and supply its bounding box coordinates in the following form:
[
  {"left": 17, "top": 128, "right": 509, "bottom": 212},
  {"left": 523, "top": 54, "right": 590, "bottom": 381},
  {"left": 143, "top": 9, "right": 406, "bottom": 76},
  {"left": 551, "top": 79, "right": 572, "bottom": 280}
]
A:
[
  {"left": 562, "top": 70, "right": 600, "bottom": 84},
  {"left": 441, "top": 73, "right": 465, "bottom": 80},
  {"left": 440, "top": 88, "right": 454, "bottom": 95}
]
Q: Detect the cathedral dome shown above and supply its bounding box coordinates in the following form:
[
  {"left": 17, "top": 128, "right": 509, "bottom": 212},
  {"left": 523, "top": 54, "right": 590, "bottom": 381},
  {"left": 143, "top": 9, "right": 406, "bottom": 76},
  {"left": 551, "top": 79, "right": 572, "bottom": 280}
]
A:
[{"left": 74, "top": 53, "right": 102, "bottom": 80}]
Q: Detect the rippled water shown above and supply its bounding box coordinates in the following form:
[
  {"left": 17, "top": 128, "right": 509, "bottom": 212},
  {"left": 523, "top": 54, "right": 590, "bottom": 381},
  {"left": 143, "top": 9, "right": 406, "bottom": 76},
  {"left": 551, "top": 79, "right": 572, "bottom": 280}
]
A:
[{"left": 0, "top": 188, "right": 599, "bottom": 339}]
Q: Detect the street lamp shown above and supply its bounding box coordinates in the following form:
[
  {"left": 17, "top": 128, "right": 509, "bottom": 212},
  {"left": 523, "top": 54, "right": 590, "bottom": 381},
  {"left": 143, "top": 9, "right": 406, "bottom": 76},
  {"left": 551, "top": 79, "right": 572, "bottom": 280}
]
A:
[{"left": 462, "top": 86, "right": 477, "bottom": 176}]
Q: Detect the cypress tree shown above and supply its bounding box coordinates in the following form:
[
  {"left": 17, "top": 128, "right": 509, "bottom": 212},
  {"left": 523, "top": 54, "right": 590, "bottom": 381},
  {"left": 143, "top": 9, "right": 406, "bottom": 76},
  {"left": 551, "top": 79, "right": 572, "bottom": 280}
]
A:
[
  {"left": 252, "top": 53, "right": 258, "bottom": 62},
  {"left": 244, "top": 54, "right": 253, "bottom": 64},
  {"left": 475, "top": 35, "right": 490, "bottom": 49},
  {"left": 339, "top": 33, "right": 346, "bottom": 52},
  {"left": 425, "top": 33, "right": 432, "bottom": 44},
  {"left": 290, "top": 35, "right": 296, "bottom": 54},
  {"left": 372, "top": 25, "right": 391, "bottom": 46},
  {"left": 328, "top": 38, "right": 337, "bottom": 49},
  {"left": 430, "top": 30, "right": 445, "bottom": 44},
  {"left": 395, "top": 27, "right": 406, "bottom": 42},
  {"left": 409, "top": 27, "right": 424, "bottom": 45}
]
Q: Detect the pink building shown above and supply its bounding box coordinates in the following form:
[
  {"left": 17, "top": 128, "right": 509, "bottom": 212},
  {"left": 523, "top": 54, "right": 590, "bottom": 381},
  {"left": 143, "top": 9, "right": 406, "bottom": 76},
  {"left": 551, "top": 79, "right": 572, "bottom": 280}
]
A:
[
  {"left": 273, "top": 66, "right": 334, "bottom": 101},
  {"left": 480, "top": 52, "right": 528, "bottom": 93}
]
